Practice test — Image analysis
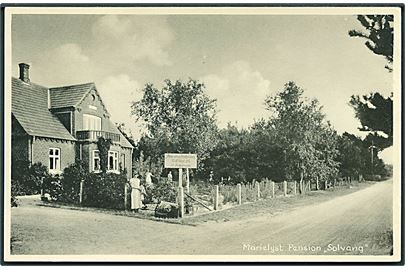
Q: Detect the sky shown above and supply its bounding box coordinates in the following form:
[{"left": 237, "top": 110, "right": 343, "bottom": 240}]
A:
[{"left": 11, "top": 13, "right": 394, "bottom": 162}]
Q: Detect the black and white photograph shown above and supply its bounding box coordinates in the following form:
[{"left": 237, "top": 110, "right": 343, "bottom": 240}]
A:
[{"left": 2, "top": 4, "right": 403, "bottom": 263}]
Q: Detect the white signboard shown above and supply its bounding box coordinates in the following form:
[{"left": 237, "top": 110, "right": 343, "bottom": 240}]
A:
[{"left": 164, "top": 153, "right": 197, "bottom": 169}]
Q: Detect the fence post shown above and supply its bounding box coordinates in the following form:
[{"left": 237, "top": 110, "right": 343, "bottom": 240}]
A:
[
  {"left": 214, "top": 185, "right": 219, "bottom": 210},
  {"left": 283, "top": 180, "right": 287, "bottom": 196},
  {"left": 256, "top": 182, "right": 260, "bottom": 200},
  {"left": 186, "top": 168, "right": 190, "bottom": 193},
  {"left": 325, "top": 180, "right": 328, "bottom": 190},
  {"left": 79, "top": 180, "right": 84, "bottom": 204},
  {"left": 271, "top": 181, "right": 275, "bottom": 198},
  {"left": 316, "top": 177, "right": 319, "bottom": 190},
  {"left": 237, "top": 183, "right": 242, "bottom": 205},
  {"left": 333, "top": 178, "right": 337, "bottom": 187},
  {"left": 178, "top": 168, "right": 183, "bottom": 188},
  {"left": 124, "top": 183, "right": 128, "bottom": 210},
  {"left": 294, "top": 181, "right": 297, "bottom": 195},
  {"left": 178, "top": 186, "right": 184, "bottom": 218}
]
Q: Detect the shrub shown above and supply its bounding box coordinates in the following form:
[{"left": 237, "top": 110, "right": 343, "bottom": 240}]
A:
[
  {"left": 11, "top": 160, "right": 48, "bottom": 196},
  {"left": 42, "top": 174, "right": 63, "bottom": 201},
  {"left": 83, "top": 172, "right": 128, "bottom": 209},
  {"left": 58, "top": 161, "right": 87, "bottom": 203},
  {"left": 151, "top": 177, "right": 177, "bottom": 203}
]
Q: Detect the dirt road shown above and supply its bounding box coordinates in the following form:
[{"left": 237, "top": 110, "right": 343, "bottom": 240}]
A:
[{"left": 11, "top": 180, "right": 393, "bottom": 256}]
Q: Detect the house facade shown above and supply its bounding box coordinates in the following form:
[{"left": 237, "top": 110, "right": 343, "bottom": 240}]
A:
[{"left": 11, "top": 63, "right": 133, "bottom": 178}]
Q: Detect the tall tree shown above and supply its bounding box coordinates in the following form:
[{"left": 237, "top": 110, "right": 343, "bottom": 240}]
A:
[
  {"left": 349, "top": 15, "right": 394, "bottom": 71},
  {"left": 349, "top": 92, "right": 393, "bottom": 150},
  {"left": 265, "top": 81, "right": 339, "bottom": 182},
  {"left": 131, "top": 79, "right": 218, "bottom": 171},
  {"left": 337, "top": 132, "right": 368, "bottom": 177}
]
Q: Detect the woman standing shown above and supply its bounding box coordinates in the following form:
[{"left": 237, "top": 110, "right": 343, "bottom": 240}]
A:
[{"left": 129, "top": 174, "right": 142, "bottom": 212}]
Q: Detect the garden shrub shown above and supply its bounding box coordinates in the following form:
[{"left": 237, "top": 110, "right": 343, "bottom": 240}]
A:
[
  {"left": 82, "top": 172, "right": 128, "bottom": 209},
  {"left": 11, "top": 160, "right": 48, "bottom": 196},
  {"left": 58, "top": 161, "right": 87, "bottom": 203},
  {"left": 42, "top": 174, "right": 63, "bottom": 201},
  {"left": 151, "top": 177, "right": 176, "bottom": 203}
]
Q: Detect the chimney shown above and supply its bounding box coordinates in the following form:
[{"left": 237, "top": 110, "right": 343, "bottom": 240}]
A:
[{"left": 18, "top": 63, "right": 30, "bottom": 83}]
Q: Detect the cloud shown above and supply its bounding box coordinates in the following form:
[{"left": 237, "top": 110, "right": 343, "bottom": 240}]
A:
[
  {"left": 91, "top": 15, "right": 174, "bottom": 66},
  {"left": 31, "top": 43, "right": 94, "bottom": 86},
  {"left": 97, "top": 74, "right": 144, "bottom": 139},
  {"left": 201, "top": 61, "right": 271, "bottom": 128},
  {"left": 379, "top": 146, "right": 393, "bottom": 165}
]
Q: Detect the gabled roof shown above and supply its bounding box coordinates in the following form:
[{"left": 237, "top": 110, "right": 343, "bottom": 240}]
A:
[
  {"left": 120, "top": 134, "right": 134, "bottom": 149},
  {"left": 11, "top": 78, "right": 76, "bottom": 141},
  {"left": 49, "top": 82, "right": 111, "bottom": 117},
  {"left": 12, "top": 77, "right": 133, "bottom": 148},
  {"left": 49, "top": 82, "right": 95, "bottom": 109},
  {"left": 49, "top": 82, "right": 132, "bottom": 148}
]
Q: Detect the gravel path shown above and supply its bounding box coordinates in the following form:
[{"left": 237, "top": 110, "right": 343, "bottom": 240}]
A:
[{"left": 10, "top": 180, "right": 393, "bottom": 256}]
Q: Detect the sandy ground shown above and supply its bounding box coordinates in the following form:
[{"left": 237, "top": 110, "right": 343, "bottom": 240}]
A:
[{"left": 10, "top": 180, "right": 393, "bottom": 256}]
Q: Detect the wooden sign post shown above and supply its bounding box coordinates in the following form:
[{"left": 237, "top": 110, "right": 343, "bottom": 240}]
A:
[{"left": 164, "top": 153, "right": 197, "bottom": 218}]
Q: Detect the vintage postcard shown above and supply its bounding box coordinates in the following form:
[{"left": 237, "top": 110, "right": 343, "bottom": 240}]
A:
[{"left": 2, "top": 4, "right": 403, "bottom": 264}]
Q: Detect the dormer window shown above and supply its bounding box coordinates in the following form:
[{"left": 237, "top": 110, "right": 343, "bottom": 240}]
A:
[{"left": 83, "top": 114, "right": 101, "bottom": 130}]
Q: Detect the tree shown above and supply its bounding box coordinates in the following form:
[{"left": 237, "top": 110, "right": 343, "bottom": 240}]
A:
[
  {"left": 337, "top": 132, "right": 368, "bottom": 178},
  {"left": 349, "top": 15, "right": 394, "bottom": 71},
  {"left": 131, "top": 79, "right": 218, "bottom": 172},
  {"left": 349, "top": 92, "right": 393, "bottom": 150},
  {"left": 265, "top": 81, "right": 339, "bottom": 182}
]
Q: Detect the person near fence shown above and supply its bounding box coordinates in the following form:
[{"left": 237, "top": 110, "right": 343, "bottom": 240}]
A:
[
  {"left": 129, "top": 174, "right": 142, "bottom": 212},
  {"left": 167, "top": 171, "right": 173, "bottom": 181},
  {"left": 209, "top": 171, "right": 214, "bottom": 182},
  {"left": 145, "top": 171, "right": 153, "bottom": 186}
]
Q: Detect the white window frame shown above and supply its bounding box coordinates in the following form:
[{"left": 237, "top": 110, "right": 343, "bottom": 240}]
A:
[
  {"left": 49, "top": 147, "right": 61, "bottom": 173},
  {"left": 92, "top": 150, "right": 101, "bottom": 172},
  {"left": 107, "top": 150, "right": 119, "bottom": 173},
  {"left": 83, "top": 114, "right": 101, "bottom": 130}
]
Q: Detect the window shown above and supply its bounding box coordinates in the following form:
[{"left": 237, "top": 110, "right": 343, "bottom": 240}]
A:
[
  {"left": 92, "top": 150, "right": 101, "bottom": 172},
  {"left": 49, "top": 148, "right": 61, "bottom": 173},
  {"left": 83, "top": 114, "right": 101, "bottom": 130},
  {"left": 108, "top": 151, "right": 119, "bottom": 172},
  {"left": 121, "top": 153, "right": 126, "bottom": 169}
]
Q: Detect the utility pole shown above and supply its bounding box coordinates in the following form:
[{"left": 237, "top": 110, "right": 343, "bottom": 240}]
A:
[{"left": 368, "top": 141, "right": 377, "bottom": 175}]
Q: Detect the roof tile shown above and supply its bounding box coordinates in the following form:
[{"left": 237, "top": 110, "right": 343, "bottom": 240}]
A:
[{"left": 11, "top": 78, "right": 76, "bottom": 141}]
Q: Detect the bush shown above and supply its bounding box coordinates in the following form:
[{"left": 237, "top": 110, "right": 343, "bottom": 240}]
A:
[
  {"left": 364, "top": 174, "right": 383, "bottom": 181},
  {"left": 58, "top": 161, "right": 87, "bottom": 203},
  {"left": 83, "top": 172, "right": 128, "bottom": 209},
  {"left": 11, "top": 160, "right": 48, "bottom": 196},
  {"left": 151, "top": 177, "right": 176, "bottom": 203},
  {"left": 42, "top": 174, "right": 63, "bottom": 201}
]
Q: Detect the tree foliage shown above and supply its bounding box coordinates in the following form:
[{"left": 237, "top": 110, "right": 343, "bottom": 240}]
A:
[
  {"left": 337, "top": 132, "right": 388, "bottom": 178},
  {"left": 349, "top": 92, "right": 393, "bottom": 150},
  {"left": 265, "top": 81, "right": 339, "bottom": 182},
  {"left": 349, "top": 15, "right": 394, "bottom": 71},
  {"left": 202, "top": 121, "right": 284, "bottom": 183},
  {"left": 131, "top": 79, "right": 218, "bottom": 171}
]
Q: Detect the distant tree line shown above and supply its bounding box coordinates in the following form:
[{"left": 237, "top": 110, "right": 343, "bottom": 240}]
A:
[{"left": 130, "top": 79, "right": 391, "bottom": 185}]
